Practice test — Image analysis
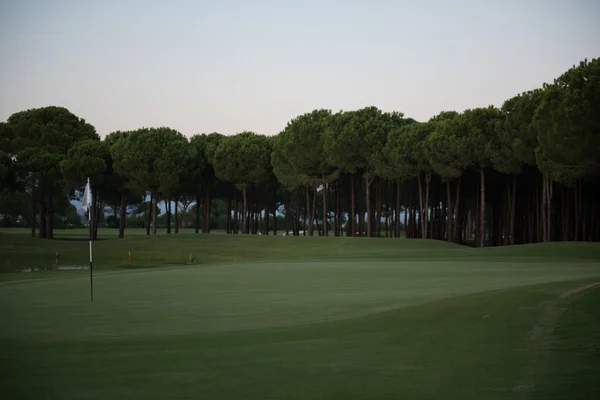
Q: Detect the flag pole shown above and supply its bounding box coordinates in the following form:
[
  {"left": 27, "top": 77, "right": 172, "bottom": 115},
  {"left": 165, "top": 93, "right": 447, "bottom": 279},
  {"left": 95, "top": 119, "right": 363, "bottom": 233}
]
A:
[
  {"left": 89, "top": 204, "right": 93, "bottom": 302},
  {"left": 85, "top": 177, "right": 93, "bottom": 302}
]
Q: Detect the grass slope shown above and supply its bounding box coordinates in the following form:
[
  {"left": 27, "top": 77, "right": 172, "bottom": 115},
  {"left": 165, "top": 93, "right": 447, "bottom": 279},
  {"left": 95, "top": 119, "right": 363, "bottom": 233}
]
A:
[{"left": 1, "top": 229, "right": 599, "bottom": 399}]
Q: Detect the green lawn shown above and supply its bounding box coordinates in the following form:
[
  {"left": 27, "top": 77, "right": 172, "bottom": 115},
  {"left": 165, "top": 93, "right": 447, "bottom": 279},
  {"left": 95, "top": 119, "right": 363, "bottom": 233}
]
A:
[{"left": 1, "top": 229, "right": 599, "bottom": 399}]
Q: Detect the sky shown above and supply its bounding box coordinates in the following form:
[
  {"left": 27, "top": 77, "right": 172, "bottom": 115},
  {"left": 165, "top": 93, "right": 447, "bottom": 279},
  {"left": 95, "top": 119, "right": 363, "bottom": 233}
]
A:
[{"left": 1, "top": 0, "right": 599, "bottom": 138}]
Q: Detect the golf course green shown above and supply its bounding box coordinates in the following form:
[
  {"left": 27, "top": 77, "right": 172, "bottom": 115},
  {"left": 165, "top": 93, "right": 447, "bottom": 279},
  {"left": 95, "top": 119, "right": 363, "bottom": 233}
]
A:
[{"left": 1, "top": 229, "right": 599, "bottom": 399}]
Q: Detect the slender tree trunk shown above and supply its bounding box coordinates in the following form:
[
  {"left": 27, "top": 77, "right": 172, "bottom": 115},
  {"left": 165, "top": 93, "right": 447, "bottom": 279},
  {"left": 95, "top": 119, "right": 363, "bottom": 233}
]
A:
[
  {"left": 284, "top": 200, "right": 290, "bottom": 235},
  {"left": 45, "top": 195, "right": 54, "bottom": 240},
  {"left": 233, "top": 191, "right": 239, "bottom": 234},
  {"left": 119, "top": 192, "right": 127, "bottom": 238},
  {"left": 242, "top": 187, "right": 248, "bottom": 234},
  {"left": 385, "top": 204, "right": 393, "bottom": 238},
  {"left": 547, "top": 176, "right": 553, "bottom": 242},
  {"left": 174, "top": 198, "right": 179, "bottom": 234},
  {"left": 292, "top": 193, "right": 298, "bottom": 235},
  {"left": 166, "top": 199, "right": 171, "bottom": 234},
  {"left": 335, "top": 180, "right": 340, "bottom": 237},
  {"left": 574, "top": 183, "right": 579, "bottom": 241},
  {"left": 404, "top": 197, "right": 409, "bottom": 238},
  {"left": 322, "top": 182, "right": 328, "bottom": 237},
  {"left": 561, "top": 186, "right": 567, "bottom": 241},
  {"left": 454, "top": 178, "right": 462, "bottom": 244},
  {"left": 31, "top": 199, "right": 37, "bottom": 238},
  {"left": 365, "top": 175, "right": 372, "bottom": 237},
  {"left": 193, "top": 193, "right": 200, "bottom": 233},
  {"left": 528, "top": 194, "right": 534, "bottom": 243},
  {"left": 39, "top": 202, "right": 47, "bottom": 238},
  {"left": 396, "top": 182, "right": 401, "bottom": 239},
  {"left": 146, "top": 193, "right": 151, "bottom": 235},
  {"left": 350, "top": 175, "right": 356, "bottom": 237},
  {"left": 315, "top": 205, "right": 322, "bottom": 236},
  {"left": 479, "top": 167, "right": 485, "bottom": 247},
  {"left": 151, "top": 191, "right": 158, "bottom": 235},
  {"left": 509, "top": 175, "right": 516, "bottom": 245},
  {"left": 202, "top": 188, "right": 210, "bottom": 233},
  {"left": 417, "top": 174, "right": 424, "bottom": 238},
  {"left": 446, "top": 181, "right": 453, "bottom": 242},
  {"left": 424, "top": 173, "right": 431, "bottom": 239},
  {"left": 264, "top": 190, "right": 269, "bottom": 235},
  {"left": 541, "top": 173, "right": 547, "bottom": 242},
  {"left": 305, "top": 186, "right": 311, "bottom": 236},
  {"left": 376, "top": 179, "right": 383, "bottom": 237},
  {"left": 256, "top": 204, "right": 260, "bottom": 235},
  {"left": 91, "top": 192, "right": 99, "bottom": 240},
  {"left": 225, "top": 195, "right": 230, "bottom": 234},
  {"left": 311, "top": 186, "right": 317, "bottom": 236}
]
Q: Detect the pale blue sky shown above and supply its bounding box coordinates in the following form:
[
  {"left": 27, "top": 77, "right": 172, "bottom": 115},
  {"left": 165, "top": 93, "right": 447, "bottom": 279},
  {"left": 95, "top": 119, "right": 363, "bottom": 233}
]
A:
[{"left": 1, "top": 0, "right": 599, "bottom": 137}]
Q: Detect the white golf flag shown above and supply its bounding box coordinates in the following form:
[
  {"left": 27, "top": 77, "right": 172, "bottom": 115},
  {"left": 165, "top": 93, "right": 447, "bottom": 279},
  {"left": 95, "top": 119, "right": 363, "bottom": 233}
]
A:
[{"left": 82, "top": 178, "right": 92, "bottom": 212}]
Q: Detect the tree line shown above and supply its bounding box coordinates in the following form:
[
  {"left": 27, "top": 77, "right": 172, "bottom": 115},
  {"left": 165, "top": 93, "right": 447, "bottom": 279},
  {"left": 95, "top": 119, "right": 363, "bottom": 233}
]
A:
[{"left": 1, "top": 58, "right": 598, "bottom": 245}]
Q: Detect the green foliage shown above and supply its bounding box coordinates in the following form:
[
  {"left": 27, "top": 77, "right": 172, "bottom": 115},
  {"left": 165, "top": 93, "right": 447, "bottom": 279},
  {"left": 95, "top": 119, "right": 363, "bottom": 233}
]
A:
[
  {"left": 490, "top": 90, "right": 543, "bottom": 174},
  {"left": 535, "top": 58, "right": 600, "bottom": 185},
  {"left": 274, "top": 109, "right": 335, "bottom": 188},
  {"left": 378, "top": 122, "right": 432, "bottom": 182},
  {"left": 460, "top": 106, "right": 502, "bottom": 169},
  {"left": 426, "top": 112, "right": 468, "bottom": 181},
  {"left": 7, "top": 106, "right": 98, "bottom": 154},
  {"left": 212, "top": 131, "right": 271, "bottom": 190},
  {"left": 60, "top": 139, "right": 110, "bottom": 190},
  {"left": 111, "top": 127, "right": 194, "bottom": 196}
]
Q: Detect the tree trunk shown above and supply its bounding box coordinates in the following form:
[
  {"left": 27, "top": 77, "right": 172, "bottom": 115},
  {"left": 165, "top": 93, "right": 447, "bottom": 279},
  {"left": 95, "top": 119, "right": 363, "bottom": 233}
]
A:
[
  {"left": 350, "top": 175, "right": 356, "bottom": 237},
  {"left": 119, "top": 192, "right": 127, "bottom": 239},
  {"left": 45, "top": 195, "right": 54, "bottom": 240},
  {"left": 311, "top": 186, "right": 317, "bottom": 236},
  {"left": 224, "top": 195, "right": 231, "bottom": 234},
  {"left": 39, "top": 202, "right": 47, "bottom": 238},
  {"left": 284, "top": 200, "right": 290, "bottom": 235},
  {"left": 322, "top": 182, "right": 328, "bottom": 237},
  {"left": 305, "top": 186, "right": 311, "bottom": 236},
  {"left": 376, "top": 178, "right": 383, "bottom": 237},
  {"left": 335, "top": 180, "right": 340, "bottom": 237},
  {"left": 365, "top": 175, "right": 372, "bottom": 237},
  {"left": 166, "top": 199, "right": 171, "bottom": 234},
  {"left": 404, "top": 194, "right": 410, "bottom": 238},
  {"left": 242, "top": 187, "right": 248, "bottom": 234},
  {"left": 454, "top": 177, "right": 462, "bottom": 243},
  {"left": 395, "top": 182, "right": 401, "bottom": 239},
  {"left": 479, "top": 167, "right": 485, "bottom": 247},
  {"left": 417, "top": 174, "right": 424, "bottom": 238},
  {"left": 547, "top": 176, "right": 553, "bottom": 242},
  {"left": 264, "top": 191, "right": 270, "bottom": 235},
  {"left": 233, "top": 190, "right": 239, "bottom": 234},
  {"left": 31, "top": 200, "right": 37, "bottom": 238},
  {"left": 424, "top": 173, "right": 431, "bottom": 239},
  {"left": 510, "top": 174, "right": 516, "bottom": 245},
  {"left": 174, "top": 198, "right": 179, "bottom": 234},
  {"left": 446, "top": 181, "right": 453, "bottom": 242},
  {"left": 146, "top": 193, "right": 151, "bottom": 235},
  {"left": 195, "top": 193, "right": 201, "bottom": 234},
  {"left": 203, "top": 188, "right": 210, "bottom": 233},
  {"left": 94, "top": 197, "right": 101, "bottom": 240},
  {"left": 151, "top": 191, "right": 158, "bottom": 235}
]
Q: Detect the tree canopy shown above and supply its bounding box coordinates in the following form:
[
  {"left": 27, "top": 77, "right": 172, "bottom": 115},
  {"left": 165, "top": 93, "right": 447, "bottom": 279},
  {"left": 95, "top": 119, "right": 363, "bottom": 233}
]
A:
[{"left": 2, "top": 57, "right": 599, "bottom": 245}]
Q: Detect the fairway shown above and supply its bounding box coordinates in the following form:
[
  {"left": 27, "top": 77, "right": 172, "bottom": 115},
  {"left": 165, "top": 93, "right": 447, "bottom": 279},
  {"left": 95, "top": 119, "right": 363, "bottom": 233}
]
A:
[{"left": 1, "top": 232, "right": 600, "bottom": 399}]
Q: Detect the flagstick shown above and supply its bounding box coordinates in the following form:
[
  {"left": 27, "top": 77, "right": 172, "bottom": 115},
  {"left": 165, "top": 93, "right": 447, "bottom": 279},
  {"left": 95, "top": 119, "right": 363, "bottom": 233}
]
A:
[
  {"left": 87, "top": 177, "right": 93, "bottom": 302},
  {"left": 89, "top": 207, "right": 93, "bottom": 302}
]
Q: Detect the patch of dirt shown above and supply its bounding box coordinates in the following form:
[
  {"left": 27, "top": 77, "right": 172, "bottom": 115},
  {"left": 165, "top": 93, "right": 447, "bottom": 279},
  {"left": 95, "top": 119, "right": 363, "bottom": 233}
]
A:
[{"left": 560, "top": 282, "right": 600, "bottom": 299}]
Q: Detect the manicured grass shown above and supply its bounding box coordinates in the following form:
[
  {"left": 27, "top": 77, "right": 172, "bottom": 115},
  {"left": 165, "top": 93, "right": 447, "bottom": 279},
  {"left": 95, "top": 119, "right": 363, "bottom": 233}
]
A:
[{"left": 0, "top": 229, "right": 599, "bottom": 399}]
